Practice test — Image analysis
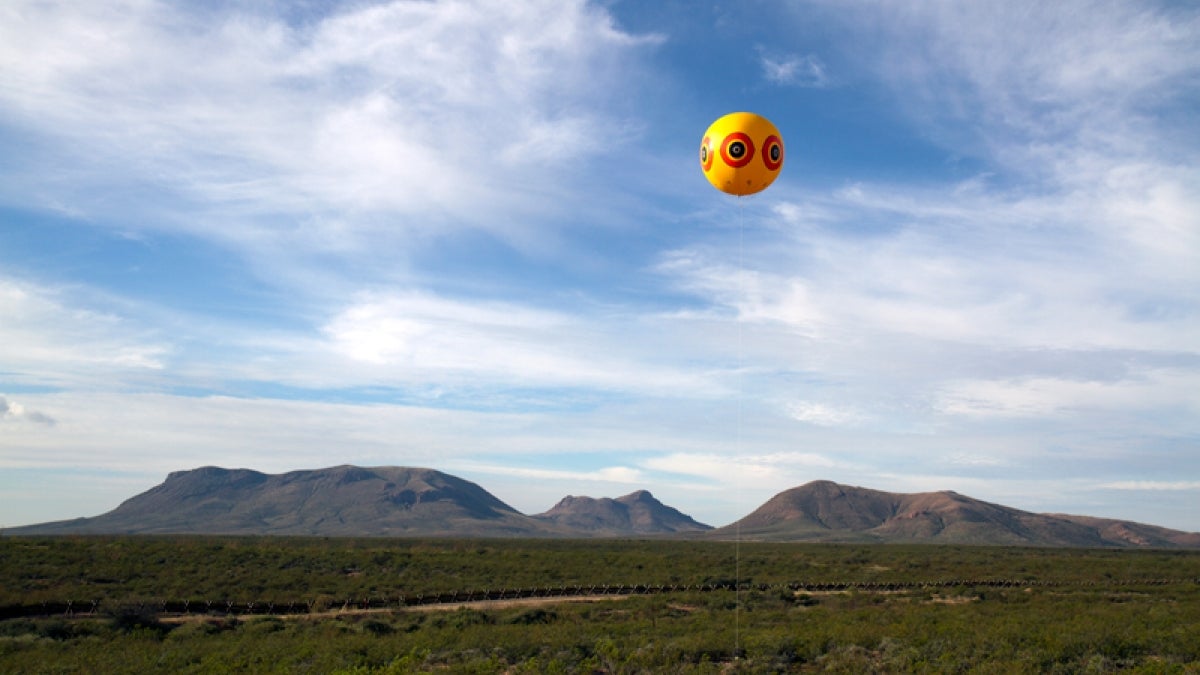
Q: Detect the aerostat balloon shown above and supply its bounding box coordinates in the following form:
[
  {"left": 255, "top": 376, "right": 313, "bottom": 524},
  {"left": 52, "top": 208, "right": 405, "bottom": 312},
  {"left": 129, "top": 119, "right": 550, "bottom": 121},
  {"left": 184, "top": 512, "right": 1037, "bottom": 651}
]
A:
[{"left": 699, "top": 112, "right": 783, "bottom": 196}]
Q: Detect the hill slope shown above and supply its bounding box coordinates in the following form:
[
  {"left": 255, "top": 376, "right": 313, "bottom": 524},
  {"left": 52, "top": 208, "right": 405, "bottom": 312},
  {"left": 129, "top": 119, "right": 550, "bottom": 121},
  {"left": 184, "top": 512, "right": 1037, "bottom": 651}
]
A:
[
  {"left": 12, "top": 465, "right": 555, "bottom": 537},
  {"left": 534, "top": 490, "right": 712, "bottom": 535},
  {"left": 1048, "top": 513, "right": 1200, "bottom": 548},
  {"left": 714, "top": 480, "right": 1200, "bottom": 547}
]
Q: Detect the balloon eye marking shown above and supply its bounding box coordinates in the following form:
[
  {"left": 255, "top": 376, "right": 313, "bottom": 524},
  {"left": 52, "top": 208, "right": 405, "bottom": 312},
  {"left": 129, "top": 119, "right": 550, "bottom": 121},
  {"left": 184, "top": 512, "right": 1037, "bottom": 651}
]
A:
[
  {"left": 720, "top": 132, "right": 754, "bottom": 168},
  {"left": 700, "top": 136, "right": 715, "bottom": 171},
  {"left": 762, "top": 135, "right": 783, "bottom": 171}
]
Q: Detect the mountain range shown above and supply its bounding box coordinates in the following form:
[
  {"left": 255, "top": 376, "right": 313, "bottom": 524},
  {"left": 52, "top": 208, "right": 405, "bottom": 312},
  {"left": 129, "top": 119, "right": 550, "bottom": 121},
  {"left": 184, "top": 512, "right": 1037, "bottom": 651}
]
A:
[
  {"left": 7, "top": 465, "right": 708, "bottom": 538},
  {"left": 717, "top": 480, "right": 1200, "bottom": 547},
  {"left": 8, "top": 465, "right": 1199, "bottom": 548}
]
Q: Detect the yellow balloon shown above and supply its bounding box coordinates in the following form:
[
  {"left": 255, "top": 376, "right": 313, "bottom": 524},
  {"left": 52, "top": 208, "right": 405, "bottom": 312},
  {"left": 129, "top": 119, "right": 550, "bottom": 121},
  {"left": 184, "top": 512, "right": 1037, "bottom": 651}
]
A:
[{"left": 699, "top": 112, "right": 784, "bottom": 196}]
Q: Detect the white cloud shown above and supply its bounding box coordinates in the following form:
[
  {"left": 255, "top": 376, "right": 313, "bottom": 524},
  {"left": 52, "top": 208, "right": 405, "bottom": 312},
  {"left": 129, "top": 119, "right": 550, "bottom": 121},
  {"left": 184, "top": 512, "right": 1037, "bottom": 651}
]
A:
[
  {"left": 315, "top": 291, "right": 722, "bottom": 396},
  {"left": 858, "top": 2, "right": 1200, "bottom": 141},
  {"left": 0, "top": 277, "right": 169, "bottom": 388},
  {"left": 799, "top": 1, "right": 1199, "bottom": 281},
  {"left": 0, "top": 396, "right": 56, "bottom": 426},
  {"left": 785, "top": 401, "right": 862, "bottom": 427},
  {"left": 947, "top": 452, "right": 1007, "bottom": 468},
  {"left": 323, "top": 293, "right": 566, "bottom": 367},
  {"left": 672, "top": 169, "right": 1199, "bottom": 372},
  {"left": 641, "top": 451, "right": 840, "bottom": 487},
  {"left": 0, "top": 392, "right": 515, "bottom": 474},
  {"left": 446, "top": 462, "right": 646, "bottom": 486},
  {"left": 759, "top": 51, "right": 828, "bottom": 87},
  {"left": 0, "top": 0, "right": 660, "bottom": 249},
  {"left": 935, "top": 371, "right": 1200, "bottom": 422},
  {"left": 1098, "top": 481, "right": 1200, "bottom": 491}
]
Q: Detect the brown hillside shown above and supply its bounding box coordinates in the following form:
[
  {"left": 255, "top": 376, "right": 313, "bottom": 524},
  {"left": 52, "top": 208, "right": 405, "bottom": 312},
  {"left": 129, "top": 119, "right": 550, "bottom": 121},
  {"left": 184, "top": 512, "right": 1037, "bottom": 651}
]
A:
[
  {"left": 534, "top": 490, "right": 711, "bottom": 535},
  {"left": 1047, "top": 513, "right": 1200, "bottom": 548},
  {"left": 11, "top": 465, "right": 554, "bottom": 537},
  {"left": 716, "top": 481, "right": 1191, "bottom": 547}
]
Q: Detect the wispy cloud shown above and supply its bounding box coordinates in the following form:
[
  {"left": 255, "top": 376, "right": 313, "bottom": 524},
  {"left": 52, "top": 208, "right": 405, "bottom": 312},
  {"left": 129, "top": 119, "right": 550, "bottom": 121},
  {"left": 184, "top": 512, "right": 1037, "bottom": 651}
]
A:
[
  {"left": 934, "top": 372, "right": 1200, "bottom": 422},
  {"left": 785, "top": 401, "right": 863, "bottom": 427},
  {"left": 641, "top": 451, "right": 841, "bottom": 486},
  {"left": 758, "top": 50, "right": 828, "bottom": 87},
  {"left": 0, "top": 277, "right": 169, "bottom": 388},
  {"left": 308, "top": 291, "right": 730, "bottom": 400},
  {"left": 1098, "top": 481, "right": 1200, "bottom": 492},
  {"left": 446, "top": 462, "right": 647, "bottom": 486},
  {"left": 0, "top": 0, "right": 661, "bottom": 252}
]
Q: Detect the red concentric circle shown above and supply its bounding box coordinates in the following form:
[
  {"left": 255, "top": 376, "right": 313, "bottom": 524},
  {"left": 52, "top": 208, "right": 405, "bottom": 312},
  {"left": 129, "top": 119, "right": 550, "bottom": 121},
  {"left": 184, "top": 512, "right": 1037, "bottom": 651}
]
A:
[
  {"left": 762, "top": 135, "right": 783, "bottom": 171},
  {"left": 719, "top": 132, "right": 755, "bottom": 168}
]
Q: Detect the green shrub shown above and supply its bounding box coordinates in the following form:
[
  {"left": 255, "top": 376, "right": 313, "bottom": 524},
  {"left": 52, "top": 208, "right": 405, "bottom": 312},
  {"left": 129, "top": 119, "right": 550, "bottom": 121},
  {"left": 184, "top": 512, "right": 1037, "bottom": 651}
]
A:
[
  {"left": 508, "top": 608, "right": 556, "bottom": 625},
  {"left": 361, "top": 619, "right": 393, "bottom": 636},
  {"left": 108, "top": 605, "right": 169, "bottom": 636}
]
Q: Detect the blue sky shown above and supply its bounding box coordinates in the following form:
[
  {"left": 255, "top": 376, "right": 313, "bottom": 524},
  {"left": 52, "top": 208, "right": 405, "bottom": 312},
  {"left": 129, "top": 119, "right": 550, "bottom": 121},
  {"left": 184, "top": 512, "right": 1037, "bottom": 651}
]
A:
[{"left": 1, "top": 0, "right": 1198, "bottom": 531}]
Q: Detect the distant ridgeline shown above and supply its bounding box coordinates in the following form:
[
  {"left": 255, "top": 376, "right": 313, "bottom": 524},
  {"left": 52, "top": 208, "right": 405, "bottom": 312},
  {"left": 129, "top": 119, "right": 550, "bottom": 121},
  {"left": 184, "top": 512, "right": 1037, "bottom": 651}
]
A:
[{"left": 8, "top": 466, "right": 1199, "bottom": 547}]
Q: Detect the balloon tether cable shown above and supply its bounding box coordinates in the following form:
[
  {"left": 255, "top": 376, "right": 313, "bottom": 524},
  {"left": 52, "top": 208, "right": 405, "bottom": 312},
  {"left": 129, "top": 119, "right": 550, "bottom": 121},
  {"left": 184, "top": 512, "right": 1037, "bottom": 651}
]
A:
[{"left": 735, "top": 195, "right": 745, "bottom": 660}]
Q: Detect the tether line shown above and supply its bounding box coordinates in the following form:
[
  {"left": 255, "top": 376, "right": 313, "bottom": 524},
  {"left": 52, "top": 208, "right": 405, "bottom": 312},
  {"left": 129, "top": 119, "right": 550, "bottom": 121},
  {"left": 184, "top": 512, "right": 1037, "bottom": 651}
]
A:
[{"left": 734, "top": 194, "right": 745, "bottom": 659}]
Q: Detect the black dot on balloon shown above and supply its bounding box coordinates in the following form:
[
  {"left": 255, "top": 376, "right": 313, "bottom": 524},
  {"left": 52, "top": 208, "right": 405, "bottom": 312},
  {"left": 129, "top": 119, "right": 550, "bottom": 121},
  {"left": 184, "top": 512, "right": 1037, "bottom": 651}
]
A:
[{"left": 729, "top": 141, "right": 746, "bottom": 159}]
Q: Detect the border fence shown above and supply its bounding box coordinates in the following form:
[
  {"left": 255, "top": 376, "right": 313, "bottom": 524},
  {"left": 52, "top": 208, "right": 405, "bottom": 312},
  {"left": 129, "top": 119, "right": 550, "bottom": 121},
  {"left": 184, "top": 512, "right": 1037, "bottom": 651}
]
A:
[{"left": 1, "top": 578, "right": 1195, "bottom": 621}]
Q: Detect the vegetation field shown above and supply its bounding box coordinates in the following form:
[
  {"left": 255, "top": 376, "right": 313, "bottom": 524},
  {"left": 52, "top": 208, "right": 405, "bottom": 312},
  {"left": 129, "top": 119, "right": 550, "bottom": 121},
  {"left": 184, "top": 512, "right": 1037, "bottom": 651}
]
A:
[{"left": 2, "top": 536, "right": 1199, "bottom": 672}]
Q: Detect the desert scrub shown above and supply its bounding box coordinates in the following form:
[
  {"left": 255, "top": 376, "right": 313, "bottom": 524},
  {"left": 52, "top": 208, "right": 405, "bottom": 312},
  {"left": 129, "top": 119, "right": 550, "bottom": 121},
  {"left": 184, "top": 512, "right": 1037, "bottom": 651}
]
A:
[{"left": 2, "top": 537, "right": 1200, "bottom": 672}]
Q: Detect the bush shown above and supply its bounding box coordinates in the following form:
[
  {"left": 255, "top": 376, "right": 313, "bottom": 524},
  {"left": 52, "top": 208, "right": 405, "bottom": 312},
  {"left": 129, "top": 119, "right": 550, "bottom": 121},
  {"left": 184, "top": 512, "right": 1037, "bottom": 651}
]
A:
[
  {"left": 108, "top": 605, "right": 169, "bottom": 636},
  {"left": 361, "top": 619, "right": 394, "bottom": 636},
  {"left": 508, "top": 608, "right": 556, "bottom": 625},
  {"left": 0, "top": 620, "right": 37, "bottom": 638}
]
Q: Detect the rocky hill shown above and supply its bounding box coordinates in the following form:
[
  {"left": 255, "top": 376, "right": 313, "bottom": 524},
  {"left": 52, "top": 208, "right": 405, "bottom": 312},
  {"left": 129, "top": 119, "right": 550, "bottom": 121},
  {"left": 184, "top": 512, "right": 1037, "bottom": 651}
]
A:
[
  {"left": 714, "top": 480, "right": 1200, "bottom": 547},
  {"left": 11, "top": 466, "right": 556, "bottom": 537},
  {"left": 533, "top": 490, "right": 712, "bottom": 535}
]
